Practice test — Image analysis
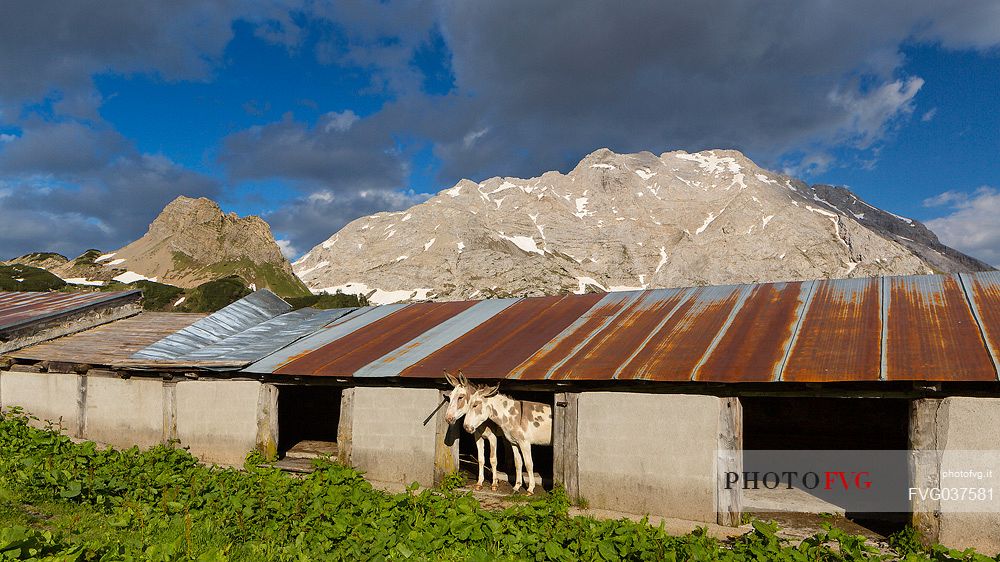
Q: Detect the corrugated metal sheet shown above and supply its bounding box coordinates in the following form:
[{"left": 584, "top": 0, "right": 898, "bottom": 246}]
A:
[
  {"left": 0, "top": 290, "right": 141, "bottom": 335},
  {"left": 782, "top": 278, "right": 881, "bottom": 382},
  {"left": 8, "top": 312, "right": 207, "bottom": 364},
  {"left": 883, "top": 275, "right": 995, "bottom": 381},
  {"left": 240, "top": 272, "right": 1000, "bottom": 383},
  {"left": 273, "top": 300, "right": 479, "bottom": 376},
  {"left": 962, "top": 271, "right": 1000, "bottom": 376},
  {"left": 400, "top": 293, "right": 605, "bottom": 378},
  {"left": 130, "top": 289, "right": 291, "bottom": 361}
]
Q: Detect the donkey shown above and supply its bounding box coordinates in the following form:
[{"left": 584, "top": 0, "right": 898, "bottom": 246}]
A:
[
  {"left": 443, "top": 370, "right": 500, "bottom": 491},
  {"left": 463, "top": 382, "right": 552, "bottom": 495}
]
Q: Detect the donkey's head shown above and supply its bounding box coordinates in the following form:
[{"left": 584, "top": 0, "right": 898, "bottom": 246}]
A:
[
  {"left": 443, "top": 370, "right": 473, "bottom": 424},
  {"left": 462, "top": 382, "right": 500, "bottom": 433}
]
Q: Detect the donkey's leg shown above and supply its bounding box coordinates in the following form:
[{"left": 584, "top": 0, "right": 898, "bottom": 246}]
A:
[
  {"left": 486, "top": 429, "right": 499, "bottom": 491},
  {"left": 521, "top": 442, "right": 537, "bottom": 495},
  {"left": 474, "top": 430, "right": 486, "bottom": 490},
  {"left": 511, "top": 443, "right": 524, "bottom": 492}
]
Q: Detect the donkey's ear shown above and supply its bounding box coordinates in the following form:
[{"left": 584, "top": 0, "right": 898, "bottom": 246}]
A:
[
  {"left": 457, "top": 370, "right": 469, "bottom": 386},
  {"left": 443, "top": 370, "right": 459, "bottom": 387},
  {"left": 483, "top": 382, "right": 500, "bottom": 397}
]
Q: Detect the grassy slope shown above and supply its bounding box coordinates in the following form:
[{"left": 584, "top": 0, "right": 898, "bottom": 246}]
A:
[{"left": 0, "top": 264, "right": 67, "bottom": 291}]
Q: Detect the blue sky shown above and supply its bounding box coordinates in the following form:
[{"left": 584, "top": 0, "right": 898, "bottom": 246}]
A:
[{"left": 0, "top": 1, "right": 998, "bottom": 265}]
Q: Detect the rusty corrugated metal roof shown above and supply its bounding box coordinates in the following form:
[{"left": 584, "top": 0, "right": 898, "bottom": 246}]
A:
[
  {"left": 154, "top": 272, "right": 999, "bottom": 383},
  {"left": 0, "top": 290, "right": 141, "bottom": 336}
]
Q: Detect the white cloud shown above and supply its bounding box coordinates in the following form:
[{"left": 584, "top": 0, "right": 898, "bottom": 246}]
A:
[
  {"left": 921, "top": 107, "right": 938, "bottom": 122},
  {"left": 462, "top": 127, "right": 489, "bottom": 149},
  {"left": 321, "top": 110, "right": 360, "bottom": 133},
  {"left": 0, "top": 133, "right": 16, "bottom": 142},
  {"left": 827, "top": 77, "right": 924, "bottom": 149},
  {"left": 925, "top": 186, "right": 1000, "bottom": 267},
  {"left": 275, "top": 239, "right": 298, "bottom": 259}
]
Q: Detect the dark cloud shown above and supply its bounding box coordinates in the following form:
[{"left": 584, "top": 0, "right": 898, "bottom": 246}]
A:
[
  {"left": 265, "top": 188, "right": 430, "bottom": 257},
  {"left": 429, "top": 0, "right": 1000, "bottom": 180},
  {"left": 0, "top": 121, "right": 218, "bottom": 259},
  {"left": 221, "top": 110, "right": 408, "bottom": 191},
  {"left": 0, "top": 1, "right": 305, "bottom": 117}
]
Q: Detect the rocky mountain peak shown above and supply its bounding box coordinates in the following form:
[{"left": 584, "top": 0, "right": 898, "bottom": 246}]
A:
[{"left": 293, "top": 147, "right": 991, "bottom": 304}]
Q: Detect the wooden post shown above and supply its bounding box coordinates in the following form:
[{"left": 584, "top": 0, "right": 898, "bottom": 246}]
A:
[
  {"left": 717, "top": 397, "right": 743, "bottom": 526},
  {"left": 75, "top": 373, "right": 87, "bottom": 438},
  {"left": 162, "top": 381, "right": 177, "bottom": 444},
  {"left": 256, "top": 383, "right": 280, "bottom": 461},
  {"left": 554, "top": 392, "right": 580, "bottom": 500},
  {"left": 337, "top": 387, "right": 355, "bottom": 465},
  {"left": 434, "top": 390, "right": 461, "bottom": 485}
]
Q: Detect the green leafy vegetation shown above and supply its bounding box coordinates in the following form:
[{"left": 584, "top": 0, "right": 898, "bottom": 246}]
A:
[
  {"left": 0, "top": 410, "right": 993, "bottom": 560},
  {"left": 0, "top": 264, "right": 67, "bottom": 292},
  {"left": 286, "top": 291, "right": 369, "bottom": 310},
  {"left": 101, "top": 280, "right": 186, "bottom": 311},
  {"left": 175, "top": 276, "right": 252, "bottom": 313},
  {"left": 71, "top": 249, "right": 104, "bottom": 266},
  {"left": 171, "top": 252, "right": 310, "bottom": 298}
]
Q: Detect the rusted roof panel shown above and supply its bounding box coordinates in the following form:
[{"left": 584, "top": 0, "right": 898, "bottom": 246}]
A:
[
  {"left": 884, "top": 275, "right": 995, "bottom": 381},
  {"left": 273, "top": 300, "right": 478, "bottom": 376},
  {"left": 131, "top": 289, "right": 290, "bottom": 361},
  {"left": 962, "top": 271, "right": 1000, "bottom": 378},
  {"left": 401, "top": 293, "right": 605, "bottom": 379},
  {"left": 782, "top": 277, "right": 881, "bottom": 382},
  {"left": 516, "top": 289, "right": 691, "bottom": 380},
  {"left": 244, "top": 304, "right": 406, "bottom": 374},
  {"left": 354, "top": 299, "right": 520, "bottom": 377},
  {"left": 218, "top": 273, "right": 1000, "bottom": 383},
  {"left": 616, "top": 284, "right": 749, "bottom": 381},
  {"left": 695, "top": 281, "right": 810, "bottom": 382},
  {"left": 0, "top": 290, "right": 141, "bottom": 335},
  {"left": 8, "top": 312, "right": 206, "bottom": 364}
]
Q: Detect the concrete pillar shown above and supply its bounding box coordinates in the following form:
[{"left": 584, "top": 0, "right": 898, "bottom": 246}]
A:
[
  {"left": 349, "top": 386, "right": 440, "bottom": 487},
  {"left": 911, "top": 397, "right": 1000, "bottom": 555},
  {"left": 577, "top": 392, "right": 728, "bottom": 524}
]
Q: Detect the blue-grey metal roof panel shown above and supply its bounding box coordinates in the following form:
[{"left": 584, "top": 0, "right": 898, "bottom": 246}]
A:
[
  {"left": 130, "top": 289, "right": 291, "bottom": 360},
  {"left": 241, "top": 303, "right": 408, "bottom": 374}
]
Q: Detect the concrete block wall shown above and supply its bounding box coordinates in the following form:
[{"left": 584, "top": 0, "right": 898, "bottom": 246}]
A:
[
  {"left": 0, "top": 369, "right": 275, "bottom": 466},
  {"left": 84, "top": 375, "right": 164, "bottom": 449},
  {"left": 0, "top": 370, "right": 82, "bottom": 435},
  {"left": 577, "top": 392, "right": 723, "bottom": 523},
  {"left": 350, "top": 386, "right": 440, "bottom": 487},
  {"left": 912, "top": 397, "right": 1000, "bottom": 555},
  {"left": 175, "top": 380, "right": 266, "bottom": 465}
]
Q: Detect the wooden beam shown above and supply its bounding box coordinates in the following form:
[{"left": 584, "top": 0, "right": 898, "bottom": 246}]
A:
[
  {"left": 554, "top": 392, "right": 580, "bottom": 500},
  {"left": 337, "top": 388, "right": 354, "bottom": 466},
  {"left": 716, "top": 397, "right": 743, "bottom": 526},
  {"left": 256, "top": 383, "right": 279, "bottom": 461},
  {"left": 161, "top": 382, "right": 177, "bottom": 444}
]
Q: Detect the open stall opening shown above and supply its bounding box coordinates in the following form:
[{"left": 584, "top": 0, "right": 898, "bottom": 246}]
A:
[
  {"left": 741, "top": 396, "right": 911, "bottom": 535},
  {"left": 277, "top": 385, "right": 342, "bottom": 464},
  {"left": 456, "top": 389, "right": 554, "bottom": 493}
]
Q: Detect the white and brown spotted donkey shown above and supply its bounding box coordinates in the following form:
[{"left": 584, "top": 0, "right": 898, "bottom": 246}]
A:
[
  {"left": 443, "top": 370, "right": 500, "bottom": 491},
  {"left": 462, "top": 381, "right": 553, "bottom": 495}
]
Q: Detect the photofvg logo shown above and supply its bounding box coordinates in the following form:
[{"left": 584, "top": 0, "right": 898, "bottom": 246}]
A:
[
  {"left": 717, "top": 450, "right": 1000, "bottom": 513},
  {"left": 724, "top": 469, "right": 872, "bottom": 491}
]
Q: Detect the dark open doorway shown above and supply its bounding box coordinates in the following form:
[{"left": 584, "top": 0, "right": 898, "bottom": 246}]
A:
[
  {"left": 277, "top": 385, "right": 342, "bottom": 462},
  {"left": 741, "top": 396, "right": 911, "bottom": 536}
]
